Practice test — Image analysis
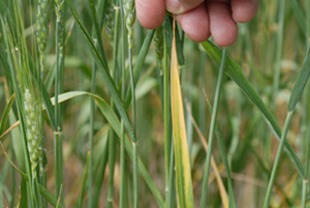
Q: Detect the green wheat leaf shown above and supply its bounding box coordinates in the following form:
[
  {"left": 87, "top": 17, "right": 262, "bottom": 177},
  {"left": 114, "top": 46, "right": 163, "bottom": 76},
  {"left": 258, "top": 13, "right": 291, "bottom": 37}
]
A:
[
  {"left": 201, "top": 40, "right": 305, "bottom": 177},
  {"left": 0, "top": 94, "right": 15, "bottom": 135}
]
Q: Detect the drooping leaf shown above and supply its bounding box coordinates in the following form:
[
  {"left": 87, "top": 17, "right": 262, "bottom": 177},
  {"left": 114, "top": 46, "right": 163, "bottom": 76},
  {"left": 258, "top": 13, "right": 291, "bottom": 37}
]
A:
[
  {"left": 201, "top": 40, "right": 305, "bottom": 177},
  {"left": 49, "top": 91, "right": 165, "bottom": 207},
  {"left": 66, "top": 0, "right": 134, "bottom": 142}
]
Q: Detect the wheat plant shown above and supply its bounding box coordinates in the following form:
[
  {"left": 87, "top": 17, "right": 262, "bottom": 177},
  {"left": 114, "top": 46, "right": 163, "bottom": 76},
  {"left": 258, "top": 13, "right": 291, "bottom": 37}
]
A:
[{"left": 1, "top": 0, "right": 310, "bottom": 207}]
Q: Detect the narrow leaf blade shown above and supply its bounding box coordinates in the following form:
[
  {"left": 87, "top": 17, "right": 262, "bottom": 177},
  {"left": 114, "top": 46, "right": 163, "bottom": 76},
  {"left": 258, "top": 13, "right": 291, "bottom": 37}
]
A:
[
  {"left": 0, "top": 94, "right": 15, "bottom": 135},
  {"left": 288, "top": 48, "right": 310, "bottom": 111}
]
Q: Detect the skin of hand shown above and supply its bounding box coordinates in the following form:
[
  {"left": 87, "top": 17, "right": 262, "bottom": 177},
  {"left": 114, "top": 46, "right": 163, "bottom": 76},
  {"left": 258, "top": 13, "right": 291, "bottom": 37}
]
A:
[{"left": 135, "top": 0, "right": 259, "bottom": 47}]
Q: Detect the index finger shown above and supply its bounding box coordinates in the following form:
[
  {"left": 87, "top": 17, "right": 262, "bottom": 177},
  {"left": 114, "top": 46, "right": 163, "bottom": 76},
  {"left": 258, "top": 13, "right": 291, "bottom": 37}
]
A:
[{"left": 135, "top": 0, "right": 166, "bottom": 29}]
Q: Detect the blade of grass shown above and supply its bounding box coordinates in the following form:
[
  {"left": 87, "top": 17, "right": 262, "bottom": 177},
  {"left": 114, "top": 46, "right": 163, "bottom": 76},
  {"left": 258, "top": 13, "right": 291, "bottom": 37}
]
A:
[
  {"left": 0, "top": 44, "right": 13, "bottom": 94},
  {"left": 167, "top": 139, "right": 175, "bottom": 208},
  {"left": 0, "top": 142, "right": 28, "bottom": 179},
  {"left": 87, "top": 0, "right": 107, "bottom": 205},
  {"left": 271, "top": 0, "right": 285, "bottom": 106},
  {"left": 204, "top": 94, "right": 238, "bottom": 208},
  {"left": 170, "top": 18, "right": 194, "bottom": 208},
  {"left": 201, "top": 40, "right": 305, "bottom": 178},
  {"left": 246, "top": 141, "right": 292, "bottom": 206},
  {"left": 54, "top": 0, "right": 65, "bottom": 204},
  {"left": 263, "top": 111, "right": 293, "bottom": 208},
  {"left": 88, "top": 55, "right": 96, "bottom": 208},
  {"left": 92, "top": 131, "right": 109, "bottom": 208},
  {"left": 119, "top": 0, "right": 126, "bottom": 206},
  {"left": 186, "top": 103, "right": 229, "bottom": 208},
  {"left": 289, "top": 0, "right": 306, "bottom": 36},
  {"left": 88, "top": 0, "right": 106, "bottom": 62},
  {"left": 0, "top": 161, "right": 9, "bottom": 208},
  {"left": 286, "top": 39, "right": 310, "bottom": 208},
  {"left": 106, "top": 126, "right": 116, "bottom": 207},
  {"left": 0, "top": 0, "right": 7, "bottom": 15},
  {"left": 74, "top": 151, "right": 90, "bottom": 208},
  {"left": 9, "top": 136, "right": 15, "bottom": 208},
  {"left": 288, "top": 47, "right": 310, "bottom": 111},
  {"left": 200, "top": 48, "right": 227, "bottom": 208},
  {"left": 301, "top": 121, "right": 310, "bottom": 207},
  {"left": 0, "top": 94, "right": 15, "bottom": 135},
  {"left": 106, "top": 4, "right": 120, "bottom": 208},
  {"left": 119, "top": 119, "right": 126, "bottom": 208},
  {"left": 125, "top": 0, "right": 139, "bottom": 206},
  {"left": 163, "top": 19, "right": 171, "bottom": 205}
]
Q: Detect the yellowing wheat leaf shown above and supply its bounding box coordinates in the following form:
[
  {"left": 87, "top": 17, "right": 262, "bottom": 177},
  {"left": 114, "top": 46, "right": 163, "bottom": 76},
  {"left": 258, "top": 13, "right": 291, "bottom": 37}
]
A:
[{"left": 170, "top": 17, "right": 194, "bottom": 208}]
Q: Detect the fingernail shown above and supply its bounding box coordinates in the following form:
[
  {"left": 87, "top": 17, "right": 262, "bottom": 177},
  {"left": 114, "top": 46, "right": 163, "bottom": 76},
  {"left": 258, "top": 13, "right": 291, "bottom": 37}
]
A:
[{"left": 165, "top": 0, "right": 185, "bottom": 14}]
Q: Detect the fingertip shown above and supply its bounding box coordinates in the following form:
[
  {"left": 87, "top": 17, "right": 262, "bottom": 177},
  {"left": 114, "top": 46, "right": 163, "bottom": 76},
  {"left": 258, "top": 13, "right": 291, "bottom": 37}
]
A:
[
  {"left": 136, "top": 0, "right": 166, "bottom": 29},
  {"left": 177, "top": 3, "right": 211, "bottom": 43},
  {"left": 213, "top": 27, "right": 238, "bottom": 47},
  {"left": 231, "top": 0, "right": 259, "bottom": 23},
  {"left": 207, "top": 2, "right": 238, "bottom": 47}
]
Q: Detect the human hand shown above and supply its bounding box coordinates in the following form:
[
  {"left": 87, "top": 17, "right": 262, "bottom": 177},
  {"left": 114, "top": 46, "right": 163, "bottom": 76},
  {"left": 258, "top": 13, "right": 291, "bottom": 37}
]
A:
[{"left": 135, "top": 0, "right": 259, "bottom": 47}]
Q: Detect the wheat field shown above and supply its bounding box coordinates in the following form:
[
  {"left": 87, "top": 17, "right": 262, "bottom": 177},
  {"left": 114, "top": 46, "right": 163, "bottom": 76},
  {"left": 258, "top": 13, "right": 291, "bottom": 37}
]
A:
[{"left": 1, "top": 0, "right": 310, "bottom": 207}]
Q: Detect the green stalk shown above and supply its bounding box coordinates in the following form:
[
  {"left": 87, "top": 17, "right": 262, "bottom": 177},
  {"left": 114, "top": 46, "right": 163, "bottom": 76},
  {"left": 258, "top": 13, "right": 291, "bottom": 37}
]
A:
[
  {"left": 59, "top": 11, "right": 66, "bottom": 208},
  {"left": 77, "top": 152, "right": 90, "bottom": 208},
  {"left": 124, "top": 0, "right": 138, "bottom": 206},
  {"left": 302, "top": 2, "right": 310, "bottom": 207},
  {"left": 271, "top": 0, "right": 285, "bottom": 106},
  {"left": 87, "top": 0, "right": 111, "bottom": 205},
  {"left": 132, "top": 135, "right": 138, "bottom": 208},
  {"left": 163, "top": 24, "right": 170, "bottom": 205},
  {"left": 200, "top": 48, "right": 227, "bottom": 208},
  {"left": 120, "top": 119, "right": 126, "bottom": 208},
  {"left": 205, "top": 100, "right": 237, "bottom": 207},
  {"left": 0, "top": 161, "right": 9, "bottom": 208},
  {"left": 88, "top": 58, "right": 96, "bottom": 208},
  {"left": 301, "top": 121, "right": 310, "bottom": 208},
  {"left": 128, "top": 26, "right": 138, "bottom": 208},
  {"left": 9, "top": 145, "right": 15, "bottom": 207},
  {"left": 119, "top": 0, "right": 126, "bottom": 206},
  {"left": 54, "top": 0, "right": 65, "bottom": 205},
  {"left": 167, "top": 139, "right": 175, "bottom": 208},
  {"left": 107, "top": 7, "right": 120, "bottom": 207},
  {"left": 107, "top": 126, "right": 116, "bottom": 207},
  {"left": 263, "top": 111, "right": 293, "bottom": 208},
  {"left": 92, "top": 136, "right": 109, "bottom": 208},
  {"left": 307, "top": 0, "right": 310, "bottom": 45},
  {"left": 36, "top": 1, "right": 48, "bottom": 204},
  {"left": 9, "top": 118, "right": 15, "bottom": 208}
]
